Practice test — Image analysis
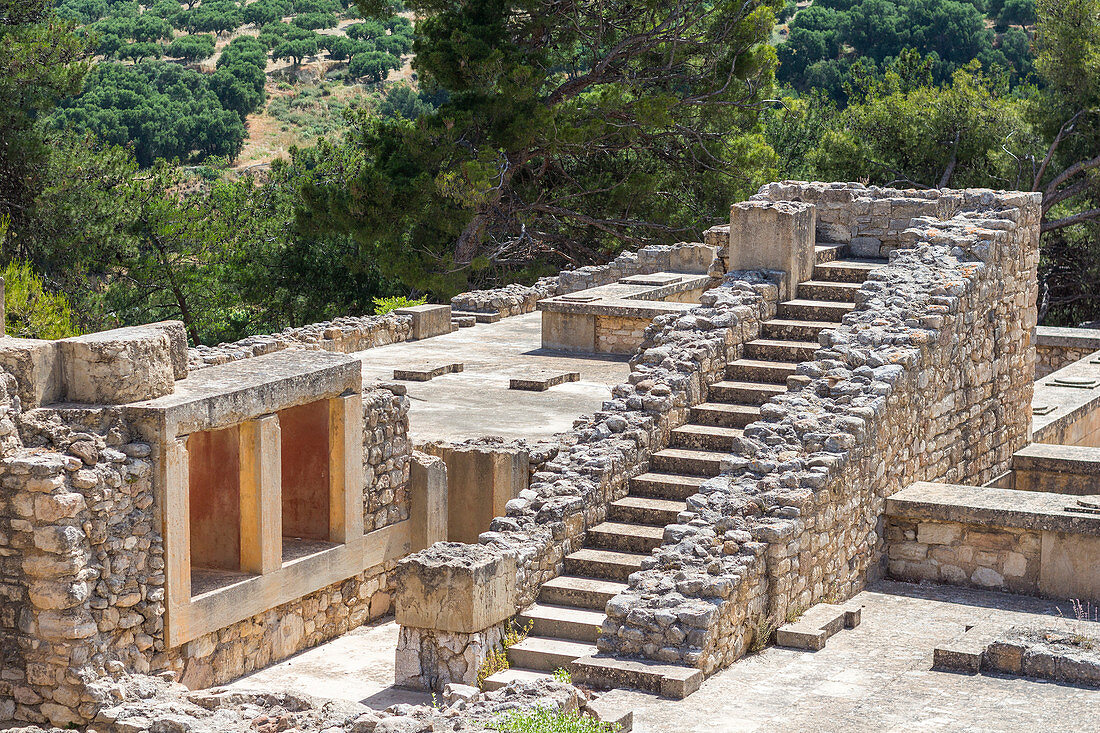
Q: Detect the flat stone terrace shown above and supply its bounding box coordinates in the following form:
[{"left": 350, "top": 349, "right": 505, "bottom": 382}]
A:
[{"left": 353, "top": 312, "right": 631, "bottom": 443}]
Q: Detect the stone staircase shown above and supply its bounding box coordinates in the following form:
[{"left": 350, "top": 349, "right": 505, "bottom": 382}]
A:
[{"left": 484, "top": 245, "right": 887, "bottom": 692}]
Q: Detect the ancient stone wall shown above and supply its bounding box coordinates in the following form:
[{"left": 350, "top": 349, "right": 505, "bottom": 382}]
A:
[
  {"left": 363, "top": 385, "right": 411, "bottom": 532},
  {"left": 188, "top": 313, "right": 414, "bottom": 371},
  {"left": 599, "top": 185, "right": 1040, "bottom": 674},
  {"left": 1034, "top": 326, "right": 1100, "bottom": 379},
  {"left": 886, "top": 516, "right": 1041, "bottom": 594},
  {"left": 0, "top": 374, "right": 412, "bottom": 726},
  {"left": 450, "top": 243, "right": 722, "bottom": 317}
]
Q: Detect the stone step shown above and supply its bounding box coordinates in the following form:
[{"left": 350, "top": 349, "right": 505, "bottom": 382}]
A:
[
  {"left": 670, "top": 424, "right": 744, "bottom": 451},
  {"left": 651, "top": 447, "right": 728, "bottom": 475},
  {"left": 482, "top": 667, "right": 550, "bottom": 691},
  {"left": 744, "top": 338, "right": 819, "bottom": 363},
  {"left": 760, "top": 318, "right": 838, "bottom": 342},
  {"left": 628, "top": 472, "right": 708, "bottom": 501},
  {"left": 517, "top": 603, "right": 606, "bottom": 643},
  {"left": 777, "top": 298, "right": 854, "bottom": 322},
  {"left": 586, "top": 521, "right": 665, "bottom": 553},
  {"left": 813, "top": 258, "right": 886, "bottom": 283},
  {"left": 775, "top": 603, "right": 862, "bottom": 651},
  {"left": 726, "top": 358, "right": 798, "bottom": 384},
  {"left": 573, "top": 655, "right": 704, "bottom": 699},
  {"left": 539, "top": 575, "right": 628, "bottom": 610},
  {"left": 797, "top": 279, "right": 863, "bottom": 302},
  {"left": 609, "top": 496, "right": 685, "bottom": 526},
  {"left": 708, "top": 379, "right": 787, "bottom": 405},
  {"left": 814, "top": 242, "right": 848, "bottom": 264},
  {"left": 688, "top": 402, "right": 761, "bottom": 429},
  {"left": 507, "top": 636, "right": 597, "bottom": 672},
  {"left": 564, "top": 548, "right": 647, "bottom": 582}
]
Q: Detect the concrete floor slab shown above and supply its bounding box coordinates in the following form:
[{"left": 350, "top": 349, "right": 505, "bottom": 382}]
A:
[{"left": 355, "top": 313, "right": 631, "bottom": 444}]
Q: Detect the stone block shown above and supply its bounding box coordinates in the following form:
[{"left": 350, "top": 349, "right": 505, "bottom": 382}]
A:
[
  {"left": 1040, "top": 530, "right": 1100, "bottom": 601},
  {"left": 509, "top": 370, "right": 580, "bottom": 391},
  {"left": 395, "top": 304, "right": 453, "bottom": 340},
  {"left": 917, "top": 522, "right": 961, "bottom": 545},
  {"left": 541, "top": 311, "right": 596, "bottom": 352},
  {"left": 0, "top": 337, "right": 63, "bottom": 407},
  {"left": 422, "top": 443, "right": 529, "bottom": 544},
  {"left": 393, "top": 362, "right": 464, "bottom": 382},
  {"left": 60, "top": 324, "right": 181, "bottom": 404},
  {"left": 669, "top": 243, "right": 719, "bottom": 274},
  {"left": 410, "top": 452, "right": 448, "bottom": 551},
  {"left": 395, "top": 543, "right": 516, "bottom": 634},
  {"left": 728, "top": 200, "right": 816, "bottom": 300}
]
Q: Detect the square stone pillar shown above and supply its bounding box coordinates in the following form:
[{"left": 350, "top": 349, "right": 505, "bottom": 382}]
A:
[
  {"left": 729, "top": 201, "right": 816, "bottom": 300},
  {"left": 394, "top": 544, "right": 517, "bottom": 690},
  {"left": 410, "top": 452, "right": 448, "bottom": 551}
]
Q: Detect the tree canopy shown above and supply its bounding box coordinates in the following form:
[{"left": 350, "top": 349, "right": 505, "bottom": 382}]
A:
[{"left": 303, "top": 0, "right": 781, "bottom": 295}]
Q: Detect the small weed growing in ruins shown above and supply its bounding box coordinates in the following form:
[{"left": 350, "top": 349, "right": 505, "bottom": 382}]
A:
[
  {"left": 372, "top": 295, "right": 427, "bottom": 315},
  {"left": 749, "top": 615, "right": 776, "bottom": 654},
  {"left": 476, "top": 620, "right": 534, "bottom": 689},
  {"left": 551, "top": 667, "right": 572, "bottom": 684},
  {"left": 785, "top": 605, "right": 804, "bottom": 624},
  {"left": 489, "top": 707, "right": 619, "bottom": 733},
  {"left": 477, "top": 648, "right": 510, "bottom": 689},
  {"left": 1058, "top": 599, "right": 1100, "bottom": 648}
]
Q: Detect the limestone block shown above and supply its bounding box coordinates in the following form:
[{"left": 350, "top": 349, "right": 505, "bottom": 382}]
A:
[
  {"left": 669, "top": 243, "right": 719, "bottom": 274},
  {"left": 395, "top": 543, "right": 516, "bottom": 634},
  {"left": 1040, "top": 530, "right": 1100, "bottom": 601},
  {"left": 394, "top": 304, "right": 452, "bottom": 340},
  {"left": 60, "top": 324, "right": 181, "bottom": 404},
  {"left": 421, "top": 443, "right": 529, "bottom": 544},
  {"left": 410, "top": 452, "right": 448, "bottom": 550},
  {"left": 0, "top": 337, "right": 63, "bottom": 407},
  {"left": 728, "top": 200, "right": 816, "bottom": 300},
  {"left": 542, "top": 311, "right": 596, "bottom": 352}
]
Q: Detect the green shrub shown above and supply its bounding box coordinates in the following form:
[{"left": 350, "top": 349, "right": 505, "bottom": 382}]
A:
[
  {"left": 3, "top": 260, "right": 80, "bottom": 340},
  {"left": 372, "top": 295, "right": 426, "bottom": 315},
  {"left": 490, "top": 708, "right": 619, "bottom": 733}
]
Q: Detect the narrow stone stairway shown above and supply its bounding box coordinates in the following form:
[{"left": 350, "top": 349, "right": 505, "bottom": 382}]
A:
[{"left": 485, "top": 245, "right": 887, "bottom": 690}]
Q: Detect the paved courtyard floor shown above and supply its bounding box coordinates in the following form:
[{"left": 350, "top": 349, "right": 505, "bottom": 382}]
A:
[
  {"left": 603, "top": 580, "right": 1100, "bottom": 733},
  {"left": 228, "top": 580, "right": 1100, "bottom": 732},
  {"left": 353, "top": 312, "right": 631, "bottom": 444}
]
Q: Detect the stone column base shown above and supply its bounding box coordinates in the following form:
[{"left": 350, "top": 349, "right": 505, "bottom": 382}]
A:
[{"left": 395, "top": 624, "right": 504, "bottom": 690}]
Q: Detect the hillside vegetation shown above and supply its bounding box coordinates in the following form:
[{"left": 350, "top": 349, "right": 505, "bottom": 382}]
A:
[{"left": 1, "top": 0, "right": 1098, "bottom": 342}]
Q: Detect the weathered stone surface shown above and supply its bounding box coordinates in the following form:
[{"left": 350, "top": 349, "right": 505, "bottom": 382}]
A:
[
  {"left": 60, "top": 324, "right": 181, "bottom": 404},
  {"left": 395, "top": 544, "right": 516, "bottom": 634}
]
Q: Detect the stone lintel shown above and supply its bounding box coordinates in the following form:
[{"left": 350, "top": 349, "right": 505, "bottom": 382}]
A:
[
  {"left": 1036, "top": 325, "right": 1100, "bottom": 350},
  {"left": 1012, "top": 443, "right": 1100, "bottom": 476},
  {"left": 124, "top": 350, "right": 361, "bottom": 440},
  {"left": 395, "top": 543, "right": 517, "bottom": 634}
]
